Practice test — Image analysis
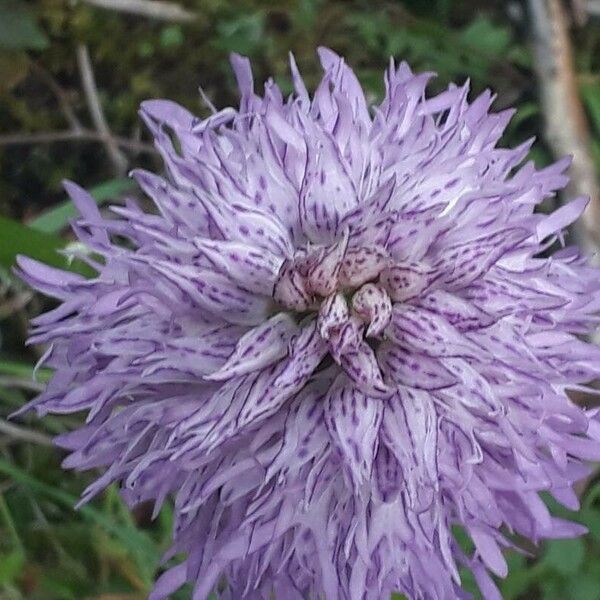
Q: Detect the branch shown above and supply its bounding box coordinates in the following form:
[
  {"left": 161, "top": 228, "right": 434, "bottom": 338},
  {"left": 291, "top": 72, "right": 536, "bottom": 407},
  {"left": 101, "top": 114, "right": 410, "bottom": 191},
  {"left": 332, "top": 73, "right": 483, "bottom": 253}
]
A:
[
  {"left": 76, "top": 44, "right": 129, "bottom": 176},
  {"left": 81, "top": 0, "right": 196, "bottom": 22},
  {"left": 0, "top": 377, "right": 45, "bottom": 394},
  {"left": 0, "top": 129, "right": 158, "bottom": 155},
  {"left": 0, "top": 419, "right": 53, "bottom": 447},
  {"left": 585, "top": 0, "right": 600, "bottom": 17},
  {"left": 569, "top": 0, "right": 588, "bottom": 24},
  {"left": 528, "top": 0, "right": 600, "bottom": 253},
  {"left": 0, "top": 291, "right": 33, "bottom": 319},
  {"left": 30, "top": 62, "right": 84, "bottom": 133}
]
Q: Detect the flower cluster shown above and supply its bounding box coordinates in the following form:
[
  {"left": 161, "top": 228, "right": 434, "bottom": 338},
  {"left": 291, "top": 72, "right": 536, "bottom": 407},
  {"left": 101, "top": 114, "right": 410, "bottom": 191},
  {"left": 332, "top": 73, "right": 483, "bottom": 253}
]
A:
[{"left": 18, "top": 49, "right": 600, "bottom": 599}]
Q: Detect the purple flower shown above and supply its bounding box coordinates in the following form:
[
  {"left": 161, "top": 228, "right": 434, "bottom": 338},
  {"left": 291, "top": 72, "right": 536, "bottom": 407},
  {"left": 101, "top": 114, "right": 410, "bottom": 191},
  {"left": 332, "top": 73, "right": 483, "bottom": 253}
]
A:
[{"left": 16, "top": 48, "right": 600, "bottom": 599}]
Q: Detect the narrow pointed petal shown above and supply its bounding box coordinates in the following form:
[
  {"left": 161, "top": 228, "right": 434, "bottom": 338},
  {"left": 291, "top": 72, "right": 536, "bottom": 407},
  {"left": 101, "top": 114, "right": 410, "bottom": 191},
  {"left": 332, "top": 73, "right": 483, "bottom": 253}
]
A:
[
  {"left": 205, "top": 313, "right": 298, "bottom": 381},
  {"left": 273, "top": 259, "right": 313, "bottom": 311},
  {"left": 389, "top": 305, "right": 487, "bottom": 359},
  {"left": 324, "top": 376, "right": 382, "bottom": 490},
  {"left": 338, "top": 341, "right": 393, "bottom": 398},
  {"left": 379, "top": 343, "right": 458, "bottom": 391},
  {"left": 194, "top": 238, "right": 284, "bottom": 294}
]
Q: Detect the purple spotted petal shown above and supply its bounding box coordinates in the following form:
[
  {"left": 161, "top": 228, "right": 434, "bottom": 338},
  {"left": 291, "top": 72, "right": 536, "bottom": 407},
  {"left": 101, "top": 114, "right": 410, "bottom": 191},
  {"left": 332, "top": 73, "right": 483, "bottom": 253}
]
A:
[
  {"left": 351, "top": 283, "right": 392, "bottom": 337},
  {"left": 205, "top": 313, "right": 297, "bottom": 381},
  {"left": 324, "top": 375, "right": 382, "bottom": 490}
]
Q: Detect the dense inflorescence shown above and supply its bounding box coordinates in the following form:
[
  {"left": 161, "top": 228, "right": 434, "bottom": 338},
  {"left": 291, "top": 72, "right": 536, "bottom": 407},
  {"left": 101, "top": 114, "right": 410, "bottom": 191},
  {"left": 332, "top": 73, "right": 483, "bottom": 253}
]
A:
[{"left": 17, "top": 49, "right": 600, "bottom": 599}]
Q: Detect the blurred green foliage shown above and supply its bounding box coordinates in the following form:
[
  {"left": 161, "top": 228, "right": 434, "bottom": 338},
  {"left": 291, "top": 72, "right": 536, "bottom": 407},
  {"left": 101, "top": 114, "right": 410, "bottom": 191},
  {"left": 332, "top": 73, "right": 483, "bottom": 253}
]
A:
[{"left": 1, "top": 0, "right": 600, "bottom": 598}]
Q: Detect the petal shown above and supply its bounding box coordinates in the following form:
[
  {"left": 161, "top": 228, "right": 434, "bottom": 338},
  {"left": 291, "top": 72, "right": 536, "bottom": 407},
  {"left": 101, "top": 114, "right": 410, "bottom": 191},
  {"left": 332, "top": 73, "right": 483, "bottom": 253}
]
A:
[
  {"left": 389, "top": 305, "right": 487, "bottom": 360},
  {"left": 140, "top": 99, "right": 196, "bottom": 130},
  {"left": 204, "top": 313, "right": 298, "bottom": 381},
  {"left": 432, "top": 228, "right": 529, "bottom": 290},
  {"left": 327, "top": 315, "right": 363, "bottom": 360},
  {"left": 379, "top": 343, "right": 458, "bottom": 391},
  {"left": 304, "top": 233, "right": 348, "bottom": 296},
  {"left": 317, "top": 47, "right": 370, "bottom": 127},
  {"left": 338, "top": 341, "right": 393, "bottom": 398},
  {"left": 143, "top": 259, "right": 271, "bottom": 325},
  {"left": 15, "top": 256, "right": 88, "bottom": 300},
  {"left": 317, "top": 292, "right": 349, "bottom": 340},
  {"left": 193, "top": 238, "right": 283, "bottom": 294},
  {"left": 173, "top": 322, "right": 327, "bottom": 458},
  {"left": 351, "top": 283, "right": 392, "bottom": 337},
  {"left": 149, "top": 563, "right": 188, "bottom": 600},
  {"left": 264, "top": 381, "right": 330, "bottom": 483},
  {"left": 416, "top": 289, "right": 496, "bottom": 332},
  {"left": 63, "top": 180, "right": 111, "bottom": 246},
  {"left": 288, "top": 52, "right": 310, "bottom": 110},
  {"left": 339, "top": 246, "right": 390, "bottom": 288},
  {"left": 230, "top": 52, "right": 259, "bottom": 115},
  {"left": 273, "top": 320, "right": 329, "bottom": 389},
  {"left": 373, "top": 443, "right": 403, "bottom": 503},
  {"left": 471, "top": 562, "right": 503, "bottom": 600},
  {"left": 535, "top": 196, "right": 588, "bottom": 241},
  {"left": 380, "top": 261, "right": 436, "bottom": 302},
  {"left": 195, "top": 192, "right": 294, "bottom": 258},
  {"left": 299, "top": 133, "right": 358, "bottom": 244},
  {"left": 381, "top": 387, "right": 439, "bottom": 509},
  {"left": 469, "top": 529, "right": 508, "bottom": 578},
  {"left": 273, "top": 259, "right": 313, "bottom": 311},
  {"left": 324, "top": 375, "right": 382, "bottom": 489}
]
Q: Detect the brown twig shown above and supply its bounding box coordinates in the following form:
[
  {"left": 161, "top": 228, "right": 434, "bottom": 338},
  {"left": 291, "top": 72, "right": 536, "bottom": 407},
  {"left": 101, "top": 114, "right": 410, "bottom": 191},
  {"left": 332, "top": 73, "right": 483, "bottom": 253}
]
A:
[
  {"left": 569, "top": 0, "right": 588, "bottom": 24},
  {"left": 0, "top": 129, "right": 158, "bottom": 155},
  {"left": 0, "top": 419, "right": 53, "bottom": 447},
  {"left": 30, "top": 62, "right": 84, "bottom": 133},
  {"left": 0, "top": 377, "right": 46, "bottom": 394},
  {"left": 0, "top": 291, "right": 33, "bottom": 319},
  {"left": 76, "top": 44, "right": 129, "bottom": 176},
  {"left": 586, "top": 0, "right": 600, "bottom": 17},
  {"left": 81, "top": 0, "right": 196, "bottom": 22},
  {"left": 528, "top": 0, "right": 600, "bottom": 252}
]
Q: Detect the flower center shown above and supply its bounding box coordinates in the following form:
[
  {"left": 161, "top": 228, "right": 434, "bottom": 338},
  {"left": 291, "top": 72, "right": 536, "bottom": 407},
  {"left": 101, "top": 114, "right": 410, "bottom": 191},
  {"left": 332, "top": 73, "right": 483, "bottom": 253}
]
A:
[{"left": 272, "top": 238, "right": 431, "bottom": 397}]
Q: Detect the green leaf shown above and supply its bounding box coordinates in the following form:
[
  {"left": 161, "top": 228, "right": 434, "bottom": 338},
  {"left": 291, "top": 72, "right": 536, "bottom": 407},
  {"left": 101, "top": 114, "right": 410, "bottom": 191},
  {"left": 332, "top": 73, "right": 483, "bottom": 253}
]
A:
[
  {"left": 578, "top": 508, "right": 600, "bottom": 545},
  {"left": 500, "top": 552, "right": 536, "bottom": 600},
  {"left": 0, "top": 550, "right": 25, "bottom": 585},
  {"left": 0, "top": 214, "right": 94, "bottom": 277},
  {"left": 38, "top": 570, "right": 80, "bottom": 600},
  {"left": 460, "top": 16, "right": 510, "bottom": 57},
  {"left": 214, "top": 13, "right": 266, "bottom": 55},
  {"left": 0, "top": 359, "right": 52, "bottom": 383},
  {"left": 160, "top": 25, "right": 184, "bottom": 49},
  {"left": 583, "top": 479, "right": 600, "bottom": 510},
  {"left": 540, "top": 576, "right": 564, "bottom": 600},
  {"left": 29, "top": 178, "right": 136, "bottom": 234},
  {"left": 0, "top": 214, "right": 64, "bottom": 270},
  {"left": 508, "top": 102, "right": 539, "bottom": 132},
  {"left": 0, "top": 459, "right": 159, "bottom": 586},
  {"left": 581, "top": 82, "right": 600, "bottom": 136},
  {"left": 0, "top": 0, "right": 49, "bottom": 50},
  {"left": 570, "top": 572, "right": 600, "bottom": 600},
  {"left": 458, "top": 566, "right": 480, "bottom": 598},
  {"left": 0, "top": 493, "right": 24, "bottom": 554},
  {"left": 542, "top": 537, "right": 585, "bottom": 576}
]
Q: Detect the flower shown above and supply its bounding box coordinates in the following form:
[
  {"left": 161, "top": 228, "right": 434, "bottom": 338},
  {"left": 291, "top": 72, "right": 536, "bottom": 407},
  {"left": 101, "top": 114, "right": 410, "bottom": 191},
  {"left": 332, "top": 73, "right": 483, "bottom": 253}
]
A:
[{"left": 17, "top": 48, "right": 600, "bottom": 600}]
